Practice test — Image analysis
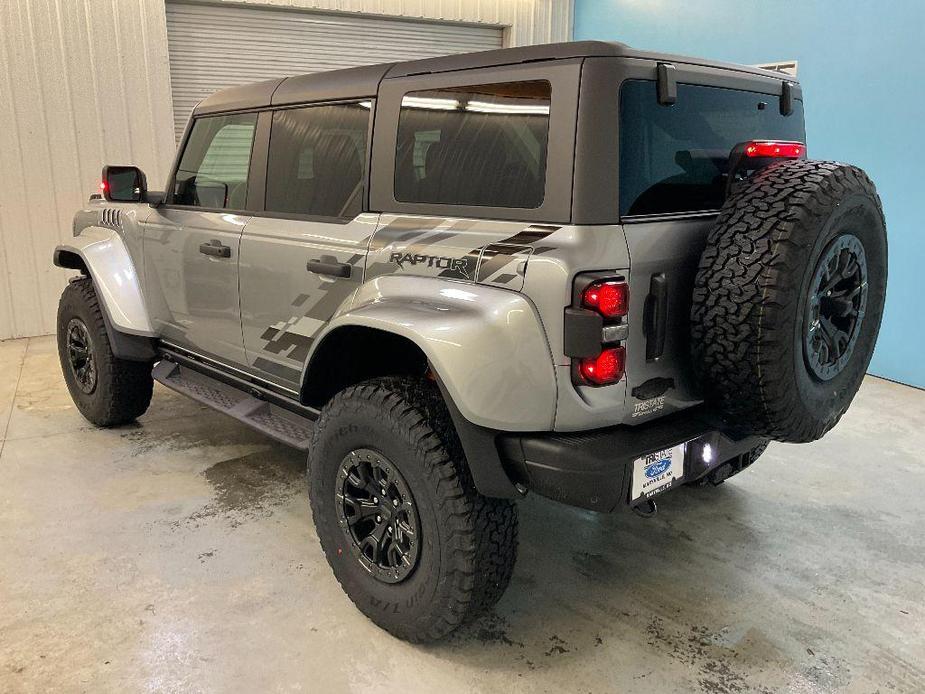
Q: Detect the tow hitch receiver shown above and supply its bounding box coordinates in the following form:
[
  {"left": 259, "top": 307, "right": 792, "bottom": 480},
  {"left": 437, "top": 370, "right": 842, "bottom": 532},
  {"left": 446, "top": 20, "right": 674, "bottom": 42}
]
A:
[{"left": 632, "top": 499, "right": 658, "bottom": 518}]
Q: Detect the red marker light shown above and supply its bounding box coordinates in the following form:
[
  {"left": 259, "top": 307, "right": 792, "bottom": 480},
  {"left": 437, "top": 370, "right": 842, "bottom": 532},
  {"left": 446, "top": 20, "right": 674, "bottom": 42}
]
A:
[
  {"left": 582, "top": 280, "right": 629, "bottom": 319},
  {"left": 744, "top": 141, "right": 805, "bottom": 158},
  {"left": 99, "top": 181, "right": 108, "bottom": 192},
  {"left": 579, "top": 347, "right": 625, "bottom": 386}
]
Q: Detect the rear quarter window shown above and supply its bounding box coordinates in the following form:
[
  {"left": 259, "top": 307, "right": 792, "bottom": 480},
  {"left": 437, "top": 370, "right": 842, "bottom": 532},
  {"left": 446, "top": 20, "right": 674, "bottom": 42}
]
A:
[
  {"left": 394, "top": 80, "right": 551, "bottom": 209},
  {"left": 619, "top": 80, "right": 805, "bottom": 217}
]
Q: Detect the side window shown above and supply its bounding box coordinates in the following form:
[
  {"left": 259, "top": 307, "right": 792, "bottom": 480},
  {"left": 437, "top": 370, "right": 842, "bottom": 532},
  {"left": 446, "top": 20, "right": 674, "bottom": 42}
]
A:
[
  {"left": 173, "top": 113, "right": 257, "bottom": 210},
  {"left": 265, "top": 102, "right": 371, "bottom": 219},
  {"left": 394, "top": 81, "right": 551, "bottom": 209}
]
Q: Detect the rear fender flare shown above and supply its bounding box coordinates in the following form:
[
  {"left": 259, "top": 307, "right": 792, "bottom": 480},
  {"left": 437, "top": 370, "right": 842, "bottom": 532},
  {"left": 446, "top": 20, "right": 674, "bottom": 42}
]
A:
[{"left": 305, "top": 275, "right": 558, "bottom": 432}]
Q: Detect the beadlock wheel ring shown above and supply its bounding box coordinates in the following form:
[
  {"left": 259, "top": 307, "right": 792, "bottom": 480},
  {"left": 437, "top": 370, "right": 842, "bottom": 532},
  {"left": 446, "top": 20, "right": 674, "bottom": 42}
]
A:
[{"left": 335, "top": 448, "right": 421, "bottom": 584}]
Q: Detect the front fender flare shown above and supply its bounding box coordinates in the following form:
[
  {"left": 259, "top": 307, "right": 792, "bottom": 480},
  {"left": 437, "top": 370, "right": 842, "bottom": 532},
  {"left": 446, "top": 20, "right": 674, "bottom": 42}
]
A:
[
  {"left": 54, "top": 226, "right": 154, "bottom": 337},
  {"left": 309, "top": 275, "right": 557, "bottom": 432}
]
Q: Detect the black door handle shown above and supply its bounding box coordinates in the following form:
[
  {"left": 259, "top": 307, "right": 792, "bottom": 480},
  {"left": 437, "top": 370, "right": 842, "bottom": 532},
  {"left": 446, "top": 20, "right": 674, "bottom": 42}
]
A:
[
  {"left": 643, "top": 273, "right": 668, "bottom": 361},
  {"left": 199, "top": 240, "right": 231, "bottom": 258},
  {"left": 307, "top": 258, "right": 351, "bottom": 278}
]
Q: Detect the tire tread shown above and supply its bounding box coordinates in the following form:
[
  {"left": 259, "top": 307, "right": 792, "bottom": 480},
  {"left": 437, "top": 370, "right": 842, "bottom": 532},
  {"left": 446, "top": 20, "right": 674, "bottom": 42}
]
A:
[
  {"left": 308, "top": 377, "right": 517, "bottom": 642},
  {"left": 57, "top": 278, "right": 153, "bottom": 426},
  {"left": 691, "top": 160, "right": 885, "bottom": 442}
]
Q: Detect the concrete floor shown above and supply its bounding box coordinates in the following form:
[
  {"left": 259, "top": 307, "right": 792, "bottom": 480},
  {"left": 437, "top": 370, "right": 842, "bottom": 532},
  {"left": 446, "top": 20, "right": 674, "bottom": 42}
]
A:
[{"left": 0, "top": 335, "right": 923, "bottom": 693}]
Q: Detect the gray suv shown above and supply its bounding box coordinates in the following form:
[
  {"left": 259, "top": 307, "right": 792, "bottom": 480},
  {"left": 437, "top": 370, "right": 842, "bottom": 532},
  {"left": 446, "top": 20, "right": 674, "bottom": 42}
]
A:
[{"left": 54, "top": 41, "right": 887, "bottom": 642}]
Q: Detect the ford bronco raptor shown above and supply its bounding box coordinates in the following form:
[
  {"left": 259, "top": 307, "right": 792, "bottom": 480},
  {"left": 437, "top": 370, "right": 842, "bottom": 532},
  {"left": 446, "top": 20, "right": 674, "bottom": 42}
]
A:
[{"left": 54, "top": 41, "right": 887, "bottom": 642}]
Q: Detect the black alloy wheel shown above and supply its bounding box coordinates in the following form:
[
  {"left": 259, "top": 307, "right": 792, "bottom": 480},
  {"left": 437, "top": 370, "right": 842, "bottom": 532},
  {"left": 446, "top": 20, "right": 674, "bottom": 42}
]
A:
[
  {"left": 336, "top": 447, "right": 420, "bottom": 584},
  {"left": 308, "top": 377, "right": 519, "bottom": 641},
  {"left": 804, "top": 234, "right": 868, "bottom": 381},
  {"left": 66, "top": 317, "right": 98, "bottom": 394}
]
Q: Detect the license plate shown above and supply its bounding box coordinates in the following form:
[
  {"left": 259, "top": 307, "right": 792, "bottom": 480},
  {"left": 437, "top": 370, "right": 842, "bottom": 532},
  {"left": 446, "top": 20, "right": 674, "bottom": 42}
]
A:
[{"left": 630, "top": 443, "right": 687, "bottom": 502}]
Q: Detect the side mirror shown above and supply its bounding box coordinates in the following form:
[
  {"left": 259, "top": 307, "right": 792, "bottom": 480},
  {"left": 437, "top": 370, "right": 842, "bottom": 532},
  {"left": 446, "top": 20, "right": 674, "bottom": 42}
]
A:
[{"left": 101, "top": 165, "right": 147, "bottom": 203}]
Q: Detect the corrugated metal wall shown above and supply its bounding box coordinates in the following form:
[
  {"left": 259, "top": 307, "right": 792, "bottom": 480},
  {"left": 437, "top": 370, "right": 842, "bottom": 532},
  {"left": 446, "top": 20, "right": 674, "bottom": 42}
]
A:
[
  {"left": 166, "top": 3, "right": 504, "bottom": 140},
  {"left": 0, "top": 0, "right": 571, "bottom": 340},
  {"left": 0, "top": 0, "right": 176, "bottom": 340}
]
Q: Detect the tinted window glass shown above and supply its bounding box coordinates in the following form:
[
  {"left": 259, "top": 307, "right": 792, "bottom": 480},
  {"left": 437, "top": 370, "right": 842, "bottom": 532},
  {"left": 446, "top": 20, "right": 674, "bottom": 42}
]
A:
[
  {"left": 395, "top": 81, "right": 550, "bottom": 208},
  {"left": 265, "top": 102, "right": 370, "bottom": 219},
  {"left": 174, "top": 113, "right": 257, "bottom": 209},
  {"left": 619, "top": 80, "right": 805, "bottom": 216}
]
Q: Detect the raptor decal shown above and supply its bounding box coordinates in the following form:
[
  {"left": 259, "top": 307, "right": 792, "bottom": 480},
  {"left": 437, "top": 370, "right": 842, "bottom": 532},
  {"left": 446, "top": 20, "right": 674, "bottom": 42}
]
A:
[
  {"left": 388, "top": 251, "right": 470, "bottom": 276},
  {"left": 366, "top": 217, "right": 561, "bottom": 289}
]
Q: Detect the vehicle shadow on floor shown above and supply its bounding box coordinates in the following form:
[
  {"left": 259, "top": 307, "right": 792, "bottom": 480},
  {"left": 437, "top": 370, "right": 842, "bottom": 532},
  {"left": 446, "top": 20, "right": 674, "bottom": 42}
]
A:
[{"left": 427, "top": 483, "right": 788, "bottom": 689}]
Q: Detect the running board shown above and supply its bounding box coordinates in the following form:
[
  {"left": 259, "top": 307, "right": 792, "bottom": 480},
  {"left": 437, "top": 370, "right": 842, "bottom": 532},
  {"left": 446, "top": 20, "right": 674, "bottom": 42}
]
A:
[{"left": 152, "top": 360, "right": 315, "bottom": 451}]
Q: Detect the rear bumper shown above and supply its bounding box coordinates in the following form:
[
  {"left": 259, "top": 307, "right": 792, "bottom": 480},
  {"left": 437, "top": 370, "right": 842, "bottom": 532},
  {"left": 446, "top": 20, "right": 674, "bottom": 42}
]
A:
[{"left": 497, "top": 406, "right": 763, "bottom": 512}]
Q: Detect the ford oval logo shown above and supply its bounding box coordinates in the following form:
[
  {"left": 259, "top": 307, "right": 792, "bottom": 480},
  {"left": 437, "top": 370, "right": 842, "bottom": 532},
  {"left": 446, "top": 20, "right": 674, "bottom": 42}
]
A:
[{"left": 645, "top": 459, "right": 671, "bottom": 478}]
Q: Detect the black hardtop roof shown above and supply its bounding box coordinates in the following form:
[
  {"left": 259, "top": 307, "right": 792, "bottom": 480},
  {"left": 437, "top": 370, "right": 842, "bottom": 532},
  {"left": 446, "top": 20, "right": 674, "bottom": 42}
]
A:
[{"left": 194, "top": 40, "right": 795, "bottom": 116}]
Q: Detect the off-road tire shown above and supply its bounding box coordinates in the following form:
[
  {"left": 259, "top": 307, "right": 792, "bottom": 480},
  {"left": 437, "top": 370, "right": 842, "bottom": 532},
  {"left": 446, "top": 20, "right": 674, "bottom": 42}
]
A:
[
  {"left": 691, "top": 160, "right": 887, "bottom": 443},
  {"left": 308, "top": 377, "right": 518, "bottom": 642},
  {"left": 57, "top": 278, "right": 153, "bottom": 426},
  {"left": 689, "top": 440, "right": 770, "bottom": 487}
]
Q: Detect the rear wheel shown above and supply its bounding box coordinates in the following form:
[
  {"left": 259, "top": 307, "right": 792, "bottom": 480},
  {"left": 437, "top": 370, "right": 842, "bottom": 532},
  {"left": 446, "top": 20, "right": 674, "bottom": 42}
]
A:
[
  {"left": 57, "top": 278, "right": 153, "bottom": 426},
  {"left": 308, "top": 377, "right": 518, "bottom": 642}
]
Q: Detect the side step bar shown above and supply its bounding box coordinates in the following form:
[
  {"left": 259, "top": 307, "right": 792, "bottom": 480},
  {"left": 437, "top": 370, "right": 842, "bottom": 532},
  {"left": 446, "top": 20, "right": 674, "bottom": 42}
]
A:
[{"left": 153, "top": 360, "right": 315, "bottom": 451}]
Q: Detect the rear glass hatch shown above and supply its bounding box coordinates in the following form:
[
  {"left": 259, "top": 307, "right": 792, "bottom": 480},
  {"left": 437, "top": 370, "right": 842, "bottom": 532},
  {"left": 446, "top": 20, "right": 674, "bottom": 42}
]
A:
[{"left": 620, "top": 79, "right": 806, "bottom": 217}]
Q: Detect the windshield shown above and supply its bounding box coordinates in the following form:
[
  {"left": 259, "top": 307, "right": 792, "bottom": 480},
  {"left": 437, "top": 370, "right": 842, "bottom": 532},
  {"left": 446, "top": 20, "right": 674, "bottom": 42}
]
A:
[{"left": 619, "top": 80, "right": 805, "bottom": 217}]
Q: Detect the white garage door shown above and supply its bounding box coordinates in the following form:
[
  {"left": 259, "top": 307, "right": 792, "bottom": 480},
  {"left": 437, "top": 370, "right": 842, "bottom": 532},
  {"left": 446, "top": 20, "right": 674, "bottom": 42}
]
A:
[{"left": 165, "top": 3, "right": 505, "bottom": 140}]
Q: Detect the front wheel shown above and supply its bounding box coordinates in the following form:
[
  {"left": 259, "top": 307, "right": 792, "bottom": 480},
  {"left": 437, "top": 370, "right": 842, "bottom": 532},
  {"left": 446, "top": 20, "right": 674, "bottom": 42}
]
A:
[
  {"left": 57, "top": 278, "right": 153, "bottom": 426},
  {"left": 308, "top": 377, "right": 518, "bottom": 642}
]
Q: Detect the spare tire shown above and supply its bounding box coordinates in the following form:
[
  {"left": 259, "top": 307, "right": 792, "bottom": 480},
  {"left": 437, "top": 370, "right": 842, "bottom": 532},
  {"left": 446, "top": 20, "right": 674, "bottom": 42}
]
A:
[{"left": 691, "top": 160, "right": 887, "bottom": 443}]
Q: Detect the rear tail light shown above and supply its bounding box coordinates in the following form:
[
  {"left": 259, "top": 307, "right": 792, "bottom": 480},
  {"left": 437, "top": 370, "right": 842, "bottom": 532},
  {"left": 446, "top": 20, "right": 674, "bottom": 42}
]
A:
[
  {"left": 579, "top": 347, "right": 625, "bottom": 386},
  {"left": 582, "top": 280, "right": 629, "bottom": 318},
  {"left": 568, "top": 274, "right": 629, "bottom": 387},
  {"left": 743, "top": 140, "right": 805, "bottom": 158}
]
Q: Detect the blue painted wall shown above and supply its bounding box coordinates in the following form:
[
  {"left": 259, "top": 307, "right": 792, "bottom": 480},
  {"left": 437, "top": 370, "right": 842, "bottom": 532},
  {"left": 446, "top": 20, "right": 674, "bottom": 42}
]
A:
[{"left": 574, "top": 0, "right": 925, "bottom": 388}]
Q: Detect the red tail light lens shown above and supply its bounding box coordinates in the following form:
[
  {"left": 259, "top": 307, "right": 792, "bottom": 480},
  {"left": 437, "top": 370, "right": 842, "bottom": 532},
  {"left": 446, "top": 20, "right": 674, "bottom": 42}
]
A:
[
  {"left": 744, "top": 141, "right": 805, "bottom": 158},
  {"left": 579, "top": 347, "right": 625, "bottom": 386},
  {"left": 582, "top": 280, "right": 629, "bottom": 318}
]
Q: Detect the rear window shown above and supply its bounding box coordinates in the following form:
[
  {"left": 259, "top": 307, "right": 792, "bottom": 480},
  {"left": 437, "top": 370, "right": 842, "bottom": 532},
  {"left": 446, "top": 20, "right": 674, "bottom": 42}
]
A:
[
  {"left": 619, "top": 80, "right": 805, "bottom": 217},
  {"left": 394, "top": 81, "right": 550, "bottom": 209}
]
